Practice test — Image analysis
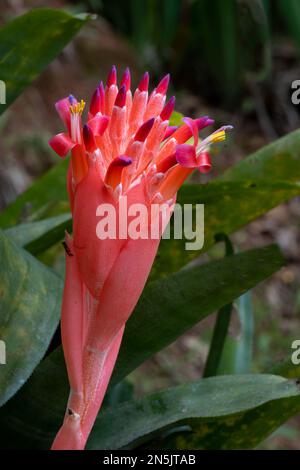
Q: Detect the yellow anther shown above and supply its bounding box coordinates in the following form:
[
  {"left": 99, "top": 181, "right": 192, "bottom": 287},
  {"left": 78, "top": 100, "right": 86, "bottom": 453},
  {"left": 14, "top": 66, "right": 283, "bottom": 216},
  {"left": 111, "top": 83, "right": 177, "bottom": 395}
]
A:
[
  {"left": 70, "top": 99, "right": 86, "bottom": 115},
  {"left": 197, "top": 125, "right": 232, "bottom": 155},
  {"left": 210, "top": 130, "right": 226, "bottom": 143}
]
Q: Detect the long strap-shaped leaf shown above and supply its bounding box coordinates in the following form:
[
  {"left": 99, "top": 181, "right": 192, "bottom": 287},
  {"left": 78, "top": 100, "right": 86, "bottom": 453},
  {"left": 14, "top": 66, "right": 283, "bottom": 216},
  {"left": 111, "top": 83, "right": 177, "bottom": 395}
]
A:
[
  {"left": 86, "top": 374, "right": 300, "bottom": 450},
  {"left": 0, "top": 8, "right": 91, "bottom": 115},
  {"left": 0, "top": 230, "right": 62, "bottom": 407}
]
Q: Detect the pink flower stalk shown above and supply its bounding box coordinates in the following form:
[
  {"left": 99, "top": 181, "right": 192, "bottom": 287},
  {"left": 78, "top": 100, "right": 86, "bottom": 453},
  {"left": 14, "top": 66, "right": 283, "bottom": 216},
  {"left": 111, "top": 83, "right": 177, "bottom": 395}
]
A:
[{"left": 49, "top": 67, "right": 231, "bottom": 450}]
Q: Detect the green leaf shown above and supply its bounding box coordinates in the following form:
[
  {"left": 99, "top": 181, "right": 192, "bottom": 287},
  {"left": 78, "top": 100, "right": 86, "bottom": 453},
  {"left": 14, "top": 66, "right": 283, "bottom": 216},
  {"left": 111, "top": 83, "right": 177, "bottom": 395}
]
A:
[
  {"left": 151, "top": 179, "right": 300, "bottom": 280},
  {"left": 193, "top": 0, "right": 241, "bottom": 102},
  {"left": 221, "top": 128, "right": 300, "bottom": 183},
  {"left": 0, "top": 230, "right": 62, "bottom": 407},
  {"left": 85, "top": 375, "right": 300, "bottom": 450},
  {"left": 103, "top": 380, "right": 134, "bottom": 408},
  {"left": 234, "top": 291, "right": 254, "bottom": 373},
  {"left": 203, "top": 234, "right": 234, "bottom": 378},
  {"left": 0, "top": 8, "right": 91, "bottom": 115},
  {"left": 203, "top": 303, "right": 233, "bottom": 378},
  {"left": 5, "top": 213, "right": 72, "bottom": 256},
  {"left": 237, "top": 0, "right": 270, "bottom": 81},
  {"left": 0, "top": 158, "right": 69, "bottom": 228},
  {"left": 277, "top": 0, "right": 300, "bottom": 55},
  {"left": 266, "top": 357, "right": 300, "bottom": 379},
  {"left": 169, "top": 111, "right": 183, "bottom": 126},
  {"left": 113, "top": 245, "right": 283, "bottom": 384},
  {"left": 216, "top": 291, "right": 254, "bottom": 376},
  {"left": 0, "top": 245, "right": 284, "bottom": 448}
]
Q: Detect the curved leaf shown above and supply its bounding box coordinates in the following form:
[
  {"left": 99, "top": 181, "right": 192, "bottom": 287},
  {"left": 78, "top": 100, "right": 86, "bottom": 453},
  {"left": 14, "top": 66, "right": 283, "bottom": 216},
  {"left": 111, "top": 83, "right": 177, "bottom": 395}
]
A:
[
  {"left": 5, "top": 213, "right": 72, "bottom": 255},
  {"left": 86, "top": 374, "right": 300, "bottom": 450},
  {"left": 113, "top": 245, "right": 283, "bottom": 383},
  {"left": 0, "top": 159, "right": 69, "bottom": 228},
  {"left": 266, "top": 357, "right": 300, "bottom": 379},
  {"left": 0, "top": 8, "right": 91, "bottom": 115},
  {"left": 0, "top": 230, "right": 62, "bottom": 407}
]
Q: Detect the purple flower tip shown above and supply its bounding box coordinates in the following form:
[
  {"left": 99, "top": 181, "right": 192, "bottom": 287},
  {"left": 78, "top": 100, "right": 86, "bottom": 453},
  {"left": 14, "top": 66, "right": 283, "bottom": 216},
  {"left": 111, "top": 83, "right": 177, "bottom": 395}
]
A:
[
  {"left": 115, "top": 85, "right": 127, "bottom": 108},
  {"left": 107, "top": 65, "right": 117, "bottom": 87},
  {"left": 156, "top": 74, "right": 170, "bottom": 95},
  {"left": 90, "top": 87, "right": 101, "bottom": 115},
  {"left": 68, "top": 94, "right": 76, "bottom": 105},
  {"left": 120, "top": 67, "right": 131, "bottom": 91},
  {"left": 134, "top": 117, "right": 155, "bottom": 142},
  {"left": 160, "top": 96, "right": 175, "bottom": 121},
  {"left": 138, "top": 72, "right": 149, "bottom": 92},
  {"left": 116, "top": 155, "right": 132, "bottom": 166}
]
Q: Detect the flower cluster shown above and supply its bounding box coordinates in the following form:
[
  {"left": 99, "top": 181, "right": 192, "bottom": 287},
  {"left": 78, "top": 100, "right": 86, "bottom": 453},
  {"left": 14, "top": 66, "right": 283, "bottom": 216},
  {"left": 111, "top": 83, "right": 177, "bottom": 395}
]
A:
[{"left": 49, "top": 66, "right": 232, "bottom": 450}]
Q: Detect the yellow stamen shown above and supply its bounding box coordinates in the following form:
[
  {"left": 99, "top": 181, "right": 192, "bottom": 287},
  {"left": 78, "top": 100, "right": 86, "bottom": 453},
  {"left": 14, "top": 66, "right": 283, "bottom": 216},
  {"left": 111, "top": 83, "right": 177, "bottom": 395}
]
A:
[
  {"left": 70, "top": 99, "right": 86, "bottom": 115},
  {"left": 210, "top": 130, "right": 226, "bottom": 143}
]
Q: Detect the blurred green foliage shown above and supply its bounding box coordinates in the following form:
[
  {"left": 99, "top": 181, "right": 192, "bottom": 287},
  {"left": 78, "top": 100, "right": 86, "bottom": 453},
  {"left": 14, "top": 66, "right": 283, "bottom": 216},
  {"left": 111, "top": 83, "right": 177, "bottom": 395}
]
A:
[{"left": 77, "top": 0, "right": 300, "bottom": 105}]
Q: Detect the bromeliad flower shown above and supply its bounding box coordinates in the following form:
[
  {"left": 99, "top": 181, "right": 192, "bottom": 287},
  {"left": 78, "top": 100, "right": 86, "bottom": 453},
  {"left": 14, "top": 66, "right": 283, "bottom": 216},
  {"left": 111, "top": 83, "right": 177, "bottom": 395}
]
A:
[{"left": 49, "top": 66, "right": 232, "bottom": 450}]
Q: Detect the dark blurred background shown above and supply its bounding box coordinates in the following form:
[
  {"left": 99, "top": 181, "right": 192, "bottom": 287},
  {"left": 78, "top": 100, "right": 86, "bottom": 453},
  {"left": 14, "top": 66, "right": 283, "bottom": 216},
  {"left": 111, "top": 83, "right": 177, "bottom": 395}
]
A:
[{"left": 1, "top": 0, "right": 300, "bottom": 449}]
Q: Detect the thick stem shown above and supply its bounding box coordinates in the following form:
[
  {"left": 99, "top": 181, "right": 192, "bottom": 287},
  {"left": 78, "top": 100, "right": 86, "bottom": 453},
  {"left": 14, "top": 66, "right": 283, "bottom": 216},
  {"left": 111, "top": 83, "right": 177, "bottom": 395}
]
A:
[{"left": 51, "top": 327, "right": 124, "bottom": 450}]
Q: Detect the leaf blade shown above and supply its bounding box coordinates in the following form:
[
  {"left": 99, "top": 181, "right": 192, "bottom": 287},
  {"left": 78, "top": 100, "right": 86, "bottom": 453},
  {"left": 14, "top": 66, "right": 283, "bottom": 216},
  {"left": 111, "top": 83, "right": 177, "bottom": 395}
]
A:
[
  {"left": 86, "top": 374, "right": 300, "bottom": 450},
  {"left": 0, "top": 230, "right": 62, "bottom": 407},
  {"left": 0, "top": 8, "right": 91, "bottom": 115}
]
